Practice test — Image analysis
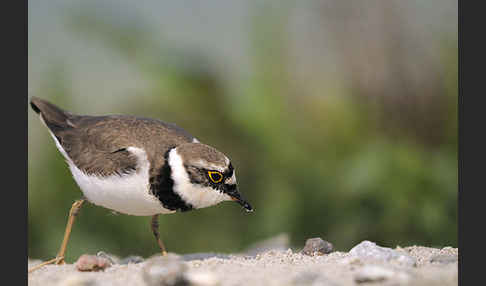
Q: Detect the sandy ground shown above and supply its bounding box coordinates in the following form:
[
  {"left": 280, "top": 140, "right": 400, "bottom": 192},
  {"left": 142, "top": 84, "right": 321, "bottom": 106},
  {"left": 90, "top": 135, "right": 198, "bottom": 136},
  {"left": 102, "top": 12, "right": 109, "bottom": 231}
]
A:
[{"left": 28, "top": 239, "right": 458, "bottom": 286}]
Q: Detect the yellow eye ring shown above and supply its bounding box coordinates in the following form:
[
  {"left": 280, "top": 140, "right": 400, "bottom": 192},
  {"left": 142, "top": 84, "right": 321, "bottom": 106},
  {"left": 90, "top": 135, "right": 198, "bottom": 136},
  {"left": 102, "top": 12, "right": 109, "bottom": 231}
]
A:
[{"left": 208, "top": 171, "right": 223, "bottom": 183}]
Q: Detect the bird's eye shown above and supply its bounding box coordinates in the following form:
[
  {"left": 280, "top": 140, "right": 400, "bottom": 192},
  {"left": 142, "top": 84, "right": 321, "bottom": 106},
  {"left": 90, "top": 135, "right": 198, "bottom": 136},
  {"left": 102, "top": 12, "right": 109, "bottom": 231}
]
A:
[{"left": 208, "top": 171, "right": 223, "bottom": 184}]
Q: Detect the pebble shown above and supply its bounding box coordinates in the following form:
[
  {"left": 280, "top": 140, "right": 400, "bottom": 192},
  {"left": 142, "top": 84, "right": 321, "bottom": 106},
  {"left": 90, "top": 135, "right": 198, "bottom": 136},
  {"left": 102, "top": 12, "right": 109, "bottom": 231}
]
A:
[
  {"left": 301, "top": 238, "right": 333, "bottom": 256},
  {"left": 76, "top": 254, "right": 112, "bottom": 272},
  {"left": 349, "top": 241, "right": 416, "bottom": 267},
  {"left": 96, "top": 251, "right": 119, "bottom": 264},
  {"left": 142, "top": 254, "right": 189, "bottom": 286}
]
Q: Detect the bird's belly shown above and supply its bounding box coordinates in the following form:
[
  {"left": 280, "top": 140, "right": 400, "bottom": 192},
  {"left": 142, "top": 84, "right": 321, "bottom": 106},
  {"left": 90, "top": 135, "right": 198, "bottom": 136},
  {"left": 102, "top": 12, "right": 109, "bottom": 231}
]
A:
[{"left": 68, "top": 163, "right": 175, "bottom": 216}]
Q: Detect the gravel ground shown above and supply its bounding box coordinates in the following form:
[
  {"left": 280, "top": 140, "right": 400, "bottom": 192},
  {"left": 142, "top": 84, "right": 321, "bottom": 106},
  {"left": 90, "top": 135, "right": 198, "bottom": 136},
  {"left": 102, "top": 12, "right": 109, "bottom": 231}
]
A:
[{"left": 28, "top": 239, "right": 458, "bottom": 286}]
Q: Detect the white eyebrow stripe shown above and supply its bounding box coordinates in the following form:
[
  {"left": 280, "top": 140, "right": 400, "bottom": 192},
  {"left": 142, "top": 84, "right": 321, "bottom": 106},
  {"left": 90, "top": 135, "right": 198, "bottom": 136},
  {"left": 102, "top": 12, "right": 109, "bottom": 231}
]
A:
[{"left": 193, "top": 160, "right": 226, "bottom": 172}]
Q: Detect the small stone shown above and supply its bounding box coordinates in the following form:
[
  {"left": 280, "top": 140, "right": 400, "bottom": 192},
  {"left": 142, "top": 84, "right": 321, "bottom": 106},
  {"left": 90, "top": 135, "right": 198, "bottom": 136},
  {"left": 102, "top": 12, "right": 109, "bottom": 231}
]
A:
[
  {"left": 119, "top": 255, "right": 145, "bottom": 264},
  {"left": 349, "top": 241, "right": 416, "bottom": 267},
  {"left": 430, "top": 254, "right": 458, "bottom": 264},
  {"left": 76, "top": 254, "right": 112, "bottom": 272},
  {"left": 301, "top": 238, "right": 333, "bottom": 256},
  {"left": 142, "top": 254, "right": 188, "bottom": 286},
  {"left": 96, "top": 251, "right": 119, "bottom": 264}
]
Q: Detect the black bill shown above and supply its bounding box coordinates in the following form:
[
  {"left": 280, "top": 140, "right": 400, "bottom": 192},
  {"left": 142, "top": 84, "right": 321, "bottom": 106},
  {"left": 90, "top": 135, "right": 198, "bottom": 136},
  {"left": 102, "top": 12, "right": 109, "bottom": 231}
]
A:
[{"left": 225, "top": 184, "right": 253, "bottom": 212}]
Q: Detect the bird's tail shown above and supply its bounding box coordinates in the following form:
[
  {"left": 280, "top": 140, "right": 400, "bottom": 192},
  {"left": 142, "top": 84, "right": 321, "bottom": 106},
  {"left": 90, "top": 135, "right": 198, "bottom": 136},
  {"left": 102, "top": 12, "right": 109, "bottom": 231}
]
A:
[{"left": 30, "top": 97, "right": 75, "bottom": 131}]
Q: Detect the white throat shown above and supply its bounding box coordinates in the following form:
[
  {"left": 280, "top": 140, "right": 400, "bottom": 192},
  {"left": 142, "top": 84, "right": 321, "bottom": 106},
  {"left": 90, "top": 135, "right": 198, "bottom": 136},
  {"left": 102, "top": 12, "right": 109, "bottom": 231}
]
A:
[{"left": 168, "top": 148, "right": 231, "bottom": 209}]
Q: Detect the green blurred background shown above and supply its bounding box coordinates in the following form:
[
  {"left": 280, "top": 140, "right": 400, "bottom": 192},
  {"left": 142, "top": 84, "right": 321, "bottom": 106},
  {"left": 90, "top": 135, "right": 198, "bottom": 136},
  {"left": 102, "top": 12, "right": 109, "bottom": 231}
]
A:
[{"left": 28, "top": 0, "right": 457, "bottom": 261}]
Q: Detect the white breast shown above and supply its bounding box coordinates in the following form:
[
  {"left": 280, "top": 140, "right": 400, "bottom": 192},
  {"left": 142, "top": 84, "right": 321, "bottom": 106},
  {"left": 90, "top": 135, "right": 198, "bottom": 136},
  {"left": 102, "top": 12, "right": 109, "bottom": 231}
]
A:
[{"left": 47, "top": 128, "right": 174, "bottom": 216}]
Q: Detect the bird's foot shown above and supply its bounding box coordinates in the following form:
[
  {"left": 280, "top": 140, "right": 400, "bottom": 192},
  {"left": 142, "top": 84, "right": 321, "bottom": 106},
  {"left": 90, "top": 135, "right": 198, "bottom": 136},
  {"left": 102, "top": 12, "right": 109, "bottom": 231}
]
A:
[
  {"left": 28, "top": 256, "right": 65, "bottom": 273},
  {"left": 55, "top": 256, "right": 65, "bottom": 265}
]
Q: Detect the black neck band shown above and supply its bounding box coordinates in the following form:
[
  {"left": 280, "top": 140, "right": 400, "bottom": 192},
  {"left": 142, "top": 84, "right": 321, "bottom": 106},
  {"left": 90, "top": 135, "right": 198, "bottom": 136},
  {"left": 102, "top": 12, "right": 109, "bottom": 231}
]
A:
[{"left": 150, "top": 147, "right": 193, "bottom": 212}]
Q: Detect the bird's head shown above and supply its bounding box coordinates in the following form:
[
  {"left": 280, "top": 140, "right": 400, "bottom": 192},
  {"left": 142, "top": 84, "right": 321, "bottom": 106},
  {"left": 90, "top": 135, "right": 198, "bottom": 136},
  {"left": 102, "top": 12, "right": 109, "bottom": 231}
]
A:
[{"left": 166, "top": 142, "right": 253, "bottom": 212}]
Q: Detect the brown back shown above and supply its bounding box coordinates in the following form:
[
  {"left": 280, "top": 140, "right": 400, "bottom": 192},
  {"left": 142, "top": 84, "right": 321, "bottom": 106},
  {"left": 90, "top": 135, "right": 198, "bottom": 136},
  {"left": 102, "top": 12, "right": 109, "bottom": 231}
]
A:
[{"left": 31, "top": 97, "right": 195, "bottom": 177}]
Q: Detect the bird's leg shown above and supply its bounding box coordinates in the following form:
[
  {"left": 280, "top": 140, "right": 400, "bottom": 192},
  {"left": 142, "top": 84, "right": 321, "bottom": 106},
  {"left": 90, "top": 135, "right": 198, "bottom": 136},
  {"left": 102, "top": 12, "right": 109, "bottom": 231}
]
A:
[
  {"left": 55, "top": 199, "right": 85, "bottom": 263},
  {"left": 28, "top": 199, "right": 85, "bottom": 273},
  {"left": 151, "top": 215, "right": 168, "bottom": 256}
]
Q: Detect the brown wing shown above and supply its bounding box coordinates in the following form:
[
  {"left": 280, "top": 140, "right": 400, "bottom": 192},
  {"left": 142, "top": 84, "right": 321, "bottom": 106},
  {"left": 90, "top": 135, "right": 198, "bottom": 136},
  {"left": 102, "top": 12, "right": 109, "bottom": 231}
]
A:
[
  {"left": 31, "top": 97, "right": 195, "bottom": 177},
  {"left": 61, "top": 115, "right": 195, "bottom": 176}
]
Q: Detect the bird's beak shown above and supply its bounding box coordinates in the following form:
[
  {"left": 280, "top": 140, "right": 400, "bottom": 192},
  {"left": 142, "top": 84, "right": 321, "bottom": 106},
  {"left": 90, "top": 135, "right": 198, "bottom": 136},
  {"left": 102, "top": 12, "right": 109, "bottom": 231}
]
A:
[
  {"left": 231, "top": 195, "right": 253, "bottom": 212},
  {"left": 225, "top": 184, "right": 253, "bottom": 212}
]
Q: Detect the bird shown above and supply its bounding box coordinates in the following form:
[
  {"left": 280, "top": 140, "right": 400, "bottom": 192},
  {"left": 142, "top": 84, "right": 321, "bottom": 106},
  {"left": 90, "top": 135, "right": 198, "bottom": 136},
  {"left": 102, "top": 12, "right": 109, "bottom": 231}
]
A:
[{"left": 28, "top": 97, "right": 253, "bottom": 272}]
